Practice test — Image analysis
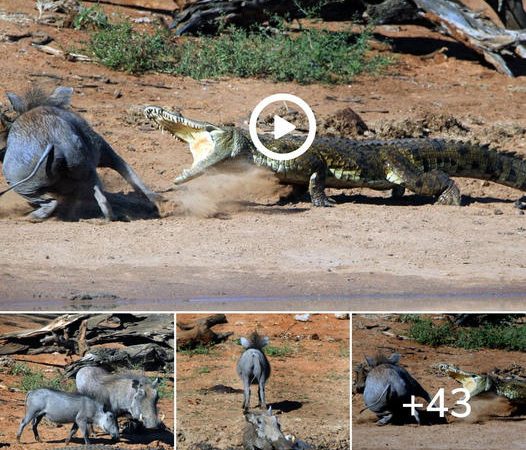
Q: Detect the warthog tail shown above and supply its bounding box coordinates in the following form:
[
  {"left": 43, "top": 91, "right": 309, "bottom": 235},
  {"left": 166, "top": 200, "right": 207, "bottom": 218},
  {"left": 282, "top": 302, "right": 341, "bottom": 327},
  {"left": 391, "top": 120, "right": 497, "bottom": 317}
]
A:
[{"left": 360, "top": 384, "right": 390, "bottom": 414}]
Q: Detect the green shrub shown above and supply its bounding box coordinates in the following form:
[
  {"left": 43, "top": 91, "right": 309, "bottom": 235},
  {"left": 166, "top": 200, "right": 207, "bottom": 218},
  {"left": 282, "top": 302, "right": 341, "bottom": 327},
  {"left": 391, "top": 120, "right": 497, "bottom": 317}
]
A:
[
  {"left": 11, "top": 363, "right": 73, "bottom": 393},
  {"left": 88, "top": 23, "right": 174, "bottom": 73},
  {"left": 174, "top": 26, "right": 388, "bottom": 84},
  {"left": 86, "top": 20, "right": 390, "bottom": 82},
  {"left": 74, "top": 5, "right": 109, "bottom": 30},
  {"left": 265, "top": 345, "right": 292, "bottom": 357},
  {"left": 156, "top": 377, "right": 173, "bottom": 399},
  {"left": 178, "top": 344, "right": 213, "bottom": 355},
  {"left": 407, "top": 317, "right": 526, "bottom": 351}
]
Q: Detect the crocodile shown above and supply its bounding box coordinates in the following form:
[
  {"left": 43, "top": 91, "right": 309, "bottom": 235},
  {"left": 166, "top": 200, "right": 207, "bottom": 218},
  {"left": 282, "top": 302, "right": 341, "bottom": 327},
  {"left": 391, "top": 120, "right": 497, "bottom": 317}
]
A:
[
  {"left": 143, "top": 106, "right": 526, "bottom": 207},
  {"left": 436, "top": 363, "right": 526, "bottom": 401}
]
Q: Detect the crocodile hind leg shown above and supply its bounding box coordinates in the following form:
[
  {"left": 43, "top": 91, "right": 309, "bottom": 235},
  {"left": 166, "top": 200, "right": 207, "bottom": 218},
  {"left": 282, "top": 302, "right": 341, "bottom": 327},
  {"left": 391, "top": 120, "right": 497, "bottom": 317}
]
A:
[{"left": 385, "top": 157, "right": 461, "bottom": 205}]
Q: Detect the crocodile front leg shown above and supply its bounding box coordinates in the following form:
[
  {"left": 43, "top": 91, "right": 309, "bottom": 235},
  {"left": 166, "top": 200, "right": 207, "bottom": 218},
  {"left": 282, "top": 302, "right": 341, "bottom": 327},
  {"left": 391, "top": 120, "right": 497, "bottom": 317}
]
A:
[
  {"left": 384, "top": 155, "right": 461, "bottom": 205},
  {"left": 309, "top": 165, "right": 332, "bottom": 207}
]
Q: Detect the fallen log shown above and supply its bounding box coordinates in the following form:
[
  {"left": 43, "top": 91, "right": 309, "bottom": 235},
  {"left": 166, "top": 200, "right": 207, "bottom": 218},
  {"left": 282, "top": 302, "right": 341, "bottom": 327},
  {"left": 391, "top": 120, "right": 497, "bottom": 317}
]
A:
[
  {"left": 412, "top": 0, "right": 526, "bottom": 76},
  {"left": 486, "top": 0, "right": 526, "bottom": 29},
  {"left": 64, "top": 343, "right": 174, "bottom": 377},
  {"left": 169, "top": 0, "right": 359, "bottom": 35},
  {"left": 0, "top": 314, "right": 174, "bottom": 361},
  {"left": 84, "top": 0, "right": 177, "bottom": 12},
  {"left": 176, "top": 314, "right": 232, "bottom": 349}
]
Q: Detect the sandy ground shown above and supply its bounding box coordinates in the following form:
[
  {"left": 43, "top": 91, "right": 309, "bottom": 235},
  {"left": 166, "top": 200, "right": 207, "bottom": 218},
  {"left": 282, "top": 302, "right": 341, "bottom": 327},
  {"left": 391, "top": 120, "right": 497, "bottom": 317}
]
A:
[
  {"left": 176, "top": 313, "right": 350, "bottom": 449},
  {"left": 1, "top": 1, "right": 526, "bottom": 310},
  {"left": 352, "top": 314, "right": 526, "bottom": 450},
  {"left": 0, "top": 314, "right": 174, "bottom": 449}
]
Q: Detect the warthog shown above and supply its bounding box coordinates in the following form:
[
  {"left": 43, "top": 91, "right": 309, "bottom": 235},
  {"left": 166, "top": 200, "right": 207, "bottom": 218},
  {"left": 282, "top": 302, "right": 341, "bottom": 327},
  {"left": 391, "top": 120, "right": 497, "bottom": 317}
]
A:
[
  {"left": 243, "top": 409, "right": 313, "bottom": 450},
  {"left": 243, "top": 408, "right": 293, "bottom": 450},
  {"left": 237, "top": 332, "right": 271, "bottom": 411},
  {"left": 16, "top": 388, "right": 119, "bottom": 445},
  {"left": 357, "top": 353, "right": 431, "bottom": 425},
  {"left": 1, "top": 86, "right": 160, "bottom": 220},
  {"left": 76, "top": 366, "right": 161, "bottom": 429}
]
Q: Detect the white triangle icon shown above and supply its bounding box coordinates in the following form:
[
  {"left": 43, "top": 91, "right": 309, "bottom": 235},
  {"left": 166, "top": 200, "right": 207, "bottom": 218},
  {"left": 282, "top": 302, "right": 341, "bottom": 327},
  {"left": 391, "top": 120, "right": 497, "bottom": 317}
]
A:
[{"left": 273, "top": 115, "right": 296, "bottom": 140}]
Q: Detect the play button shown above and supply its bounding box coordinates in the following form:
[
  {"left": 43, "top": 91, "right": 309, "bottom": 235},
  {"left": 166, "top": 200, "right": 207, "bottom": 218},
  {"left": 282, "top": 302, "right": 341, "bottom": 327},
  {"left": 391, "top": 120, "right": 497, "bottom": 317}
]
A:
[
  {"left": 273, "top": 115, "right": 296, "bottom": 140},
  {"left": 249, "top": 93, "right": 316, "bottom": 161}
]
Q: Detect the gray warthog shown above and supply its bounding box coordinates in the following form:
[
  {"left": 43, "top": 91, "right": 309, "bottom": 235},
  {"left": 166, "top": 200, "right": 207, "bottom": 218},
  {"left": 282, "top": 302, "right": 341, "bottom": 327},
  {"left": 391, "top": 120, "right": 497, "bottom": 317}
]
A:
[
  {"left": 1, "top": 86, "right": 160, "bottom": 220},
  {"left": 243, "top": 408, "right": 293, "bottom": 450},
  {"left": 17, "top": 388, "right": 119, "bottom": 444},
  {"left": 243, "top": 408, "right": 313, "bottom": 450},
  {"left": 237, "top": 332, "right": 271, "bottom": 411},
  {"left": 357, "top": 353, "right": 431, "bottom": 425},
  {"left": 76, "top": 366, "right": 161, "bottom": 429}
]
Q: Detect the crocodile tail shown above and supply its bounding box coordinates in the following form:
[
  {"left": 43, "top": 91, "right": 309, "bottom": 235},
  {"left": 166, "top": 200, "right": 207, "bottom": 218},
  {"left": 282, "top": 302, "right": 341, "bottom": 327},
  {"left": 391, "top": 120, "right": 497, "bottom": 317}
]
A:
[
  {"left": 488, "top": 149, "right": 526, "bottom": 191},
  {"left": 414, "top": 140, "right": 526, "bottom": 191}
]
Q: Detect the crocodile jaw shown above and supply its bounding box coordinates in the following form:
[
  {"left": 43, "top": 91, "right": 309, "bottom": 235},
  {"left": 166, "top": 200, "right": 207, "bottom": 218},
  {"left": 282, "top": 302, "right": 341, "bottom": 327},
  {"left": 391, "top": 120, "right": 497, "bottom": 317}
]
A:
[
  {"left": 144, "top": 106, "right": 221, "bottom": 168},
  {"left": 438, "top": 364, "right": 488, "bottom": 396}
]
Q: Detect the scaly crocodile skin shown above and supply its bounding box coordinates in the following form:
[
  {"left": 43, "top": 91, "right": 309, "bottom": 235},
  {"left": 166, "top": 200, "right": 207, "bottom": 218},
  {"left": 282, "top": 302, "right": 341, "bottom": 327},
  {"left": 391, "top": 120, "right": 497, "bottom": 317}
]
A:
[{"left": 144, "top": 106, "right": 526, "bottom": 207}]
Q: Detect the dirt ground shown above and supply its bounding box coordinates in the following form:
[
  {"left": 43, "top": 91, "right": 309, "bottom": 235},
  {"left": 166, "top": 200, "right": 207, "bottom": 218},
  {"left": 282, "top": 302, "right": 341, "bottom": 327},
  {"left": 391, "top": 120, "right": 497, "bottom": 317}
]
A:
[
  {"left": 0, "top": 314, "right": 174, "bottom": 449},
  {"left": 176, "top": 313, "right": 350, "bottom": 449},
  {"left": 1, "top": 1, "right": 526, "bottom": 310},
  {"left": 352, "top": 314, "right": 526, "bottom": 450}
]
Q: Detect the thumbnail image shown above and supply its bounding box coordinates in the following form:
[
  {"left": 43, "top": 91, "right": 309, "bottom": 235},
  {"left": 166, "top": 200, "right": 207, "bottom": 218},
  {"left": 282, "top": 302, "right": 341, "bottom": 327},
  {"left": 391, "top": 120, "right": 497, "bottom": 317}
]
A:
[
  {"left": 352, "top": 313, "right": 526, "bottom": 450},
  {"left": 0, "top": 313, "right": 174, "bottom": 449},
  {"left": 176, "top": 313, "right": 350, "bottom": 449}
]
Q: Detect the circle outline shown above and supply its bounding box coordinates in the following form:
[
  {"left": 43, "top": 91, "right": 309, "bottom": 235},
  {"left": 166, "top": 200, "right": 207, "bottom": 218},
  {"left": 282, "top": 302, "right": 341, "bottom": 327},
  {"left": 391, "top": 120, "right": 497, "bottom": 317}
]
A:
[{"left": 249, "top": 93, "right": 316, "bottom": 161}]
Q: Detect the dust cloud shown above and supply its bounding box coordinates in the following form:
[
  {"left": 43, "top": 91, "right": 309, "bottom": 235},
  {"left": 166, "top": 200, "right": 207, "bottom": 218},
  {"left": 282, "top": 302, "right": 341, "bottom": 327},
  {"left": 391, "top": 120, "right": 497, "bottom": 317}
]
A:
[{"left": 171, "top": 162, "right": 285, "bottom": 217}]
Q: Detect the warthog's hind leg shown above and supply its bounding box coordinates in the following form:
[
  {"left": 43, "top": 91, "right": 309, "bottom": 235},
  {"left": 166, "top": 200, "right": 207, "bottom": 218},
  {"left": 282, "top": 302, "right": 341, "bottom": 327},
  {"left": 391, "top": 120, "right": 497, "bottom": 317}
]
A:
[
  {"left": 31, "top": 414, "right": 44, "bottom": 442},
  {"left": 257, "top": 379, "right": 266, "bottom": 409},
  {"left": 66, "top": 422, "right": 79, "bottom": 445},
  {"left": 18, "top": 192, "right": 58, "bottom": 221},
  {"left": 93, "top": 177, "right": 114, "bottom": 221},
  {"left": 99, "top": 143, "right": 162, "bottom": 206},
  {"left": 376, "top": 412, "right": 393, "bottom": 426},
  {"left": 16, "top": 412, "right": 33, "bottom": 443},
  {"left": 242, "top": 377, "right": 251, "bottom": 411}
]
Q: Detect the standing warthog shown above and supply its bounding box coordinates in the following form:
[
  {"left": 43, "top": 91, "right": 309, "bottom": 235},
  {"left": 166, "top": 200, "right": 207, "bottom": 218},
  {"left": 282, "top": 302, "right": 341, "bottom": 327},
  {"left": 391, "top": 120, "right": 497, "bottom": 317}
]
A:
[
  {"left": 357, "top": 353, "right": 431, "bottom": 425},
  {"left": 237, "top": 332, "right": 271, "bottom": 411},
  {"left": 1, "top": 86, "right": 161, "bottom": 220},
  {"left": 17, "top": 388, "right": 119, "bottom": 445},
  {"left": 76, "top": 366, "right": 161, "bottom": 429}
]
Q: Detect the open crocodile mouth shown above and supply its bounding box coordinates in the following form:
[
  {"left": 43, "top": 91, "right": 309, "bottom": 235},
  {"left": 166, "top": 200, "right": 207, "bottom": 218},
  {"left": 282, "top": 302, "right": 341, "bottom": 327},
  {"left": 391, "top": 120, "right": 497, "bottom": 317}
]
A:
[
  {"left": 437, "top": 364, "right": 488, "bottom": 396},
  {"left": 144, "top": 106, "right": 218, "bottom": 167}
]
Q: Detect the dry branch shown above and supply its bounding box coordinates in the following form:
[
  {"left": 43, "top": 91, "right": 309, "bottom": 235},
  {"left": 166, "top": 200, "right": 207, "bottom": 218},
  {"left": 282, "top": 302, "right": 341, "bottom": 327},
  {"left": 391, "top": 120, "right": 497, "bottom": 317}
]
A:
[
  {"left": 412, "top": 0, "right": 526, "bottom": 76},
  {"left": 84, "top": 0, "right": 177, "bottom": 11},
  {"left": 170, "top": 0, "right": 357, "bottom": 35}
]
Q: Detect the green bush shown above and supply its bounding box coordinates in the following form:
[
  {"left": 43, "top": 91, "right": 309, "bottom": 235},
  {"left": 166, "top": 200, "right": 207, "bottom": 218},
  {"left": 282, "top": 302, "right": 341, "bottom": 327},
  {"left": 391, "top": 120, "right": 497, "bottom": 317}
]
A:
[
  {"left": 86, "top": 20, "right": 389, "bottom": 82},
  {"left": 88, "top": 23, "right": 174, "bottom": 73},
  {"left": 174, "top": 26, "right": 388, "bottom": 84},
  {"left": 74, "top": 5, "right": 109, "bottom": 30},
  {"left": 11, "top": 363, "right": 73, "bottom": 393},
  {"left": 156, "top": 377, "right": 174, "bottom": 399},
  {"left": 178, "top": 344, "right": 213, "bottom": 355},
  {"left": 265, "top": 345, "right": 292, "bottom": 357},
  {"left": 407, "top": 317, "right": 526, "bottom": 351}
]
